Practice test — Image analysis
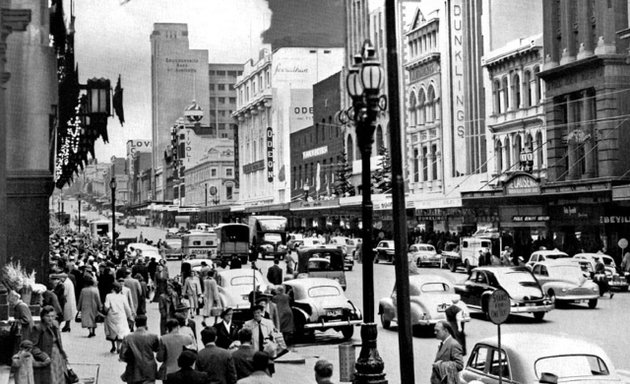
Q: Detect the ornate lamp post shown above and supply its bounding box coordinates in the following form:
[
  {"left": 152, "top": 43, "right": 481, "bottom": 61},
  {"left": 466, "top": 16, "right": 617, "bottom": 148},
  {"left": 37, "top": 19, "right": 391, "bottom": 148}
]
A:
[
  {"left": 341, "top": 41, "right": 387, "bottom": 384},
  {"left": 110, "top": 177, "right": 117, "bottom": 241}
]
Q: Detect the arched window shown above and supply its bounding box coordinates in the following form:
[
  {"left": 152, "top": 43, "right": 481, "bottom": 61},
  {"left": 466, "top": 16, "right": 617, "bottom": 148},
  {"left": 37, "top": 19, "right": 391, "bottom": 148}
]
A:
[
  {"left": 504, "top": 136, "right": 511, "bottom": 170},
  {"left": 328, "top": 116, "right": 333, "bottom": 139},
  {"left": 512, "top": 74, "right": 521, "bottom": 109},
  {"left": 422, "top": 146, "right": 428, "bottom": 181},
  {"left": 534, "top": 66, "right": 542, "bottom": 104},
  {"left": 418, "top": 89, "right": 426, "bottom": 125},
  {"left": 501, "top": 77, "right": 509, "bottom": 111},
  {"left": 409, "top": 91, "right": 417, "bottom": 126},
  {"left": 535, "top": 131, "right": 544, "bottom": 169},
  {"left": 347, "top": 135, "right": 355, "bottom": 162},
  {"left": 495, "top": 140, "right": 503, "bottom": 172},
  {"left": 431, "top": 144, "right": 438, "bottom": 180},
  {"left": 427, "top": 86, "right": 436, "bottom": 123},
  {"left": 523, "top": 71, "right": 532, "bottom": 107},
  {"left": 493, "top": 80, "right": 502, "bottom": 114},
  {"left": 513, "top": 134, "right": 522, "bottom": 168},
  {"left": 413, "top": 148, "right": 420, "bottom": 182}
]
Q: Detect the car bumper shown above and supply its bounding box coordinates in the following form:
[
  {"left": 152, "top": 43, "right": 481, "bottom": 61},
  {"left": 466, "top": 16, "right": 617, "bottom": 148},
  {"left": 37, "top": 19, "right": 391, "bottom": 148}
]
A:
[
  {"left": 510, "top": 304, "right": 554, "bottom": 313},
  {"left": 303, "top": 318, "right": 363, "bottom": 329},
  {"left": 556, "top": 294, "right": 599, "bottom": 301}
]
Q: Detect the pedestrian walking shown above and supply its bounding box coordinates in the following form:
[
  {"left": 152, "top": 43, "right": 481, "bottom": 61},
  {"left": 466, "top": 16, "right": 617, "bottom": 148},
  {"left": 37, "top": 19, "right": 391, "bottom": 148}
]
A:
[
  {"left": 444, "top": 298, "right": 467, "bottom": 355},
  {"left": 159, "top": 283, "right": 180, "bottom": 335},
  {"left": 166, "top": 350, "right": 208, "bottom": 384},
  {"left": 42, "top": 281, "right": 62, "bottom": 320},
  {"left": 97, "top": 265, "right": 115, "bottom": 304},
  {"left": 430, "top": 321, "right": 463, "bottom": 384},
  {"left": 594, "top": 259, "right": 614, "bottom": 299},
  {"left": 231, "top": 328, "right": 256, "bottom": 380},
  {"left": 236, "top": 352, "right": 274, "bottom": 384},
  {"left": 271, "top": 285, "right": 294, "bottom": 345},
  {"left": 119, "top": 315, "right": 160, "bottom": 384},
  {"left": 284, "top": 252, "right": 295, "bottom": 275},
  {"left": 195, "top": 326, "right": 237, "bottom": 384},
  {"left": 242, "top": 305, "right": 277, "bottom": 353},
  {"left": 153, "top": 263, "right": 170, "bottom": 303},
  {"left": 103, "top": 282, "right": 133, "bottom": 353},
  {"left": 214, "top": 307, "right": 238, "bottom": 349},
  {"left": 51, "top": 275, "right": 65, "bottom": 324},
  {"left": 76, "top": 277, "right": 102, "bottom": 338},
  {"left": 60, "top": 273, "right": 76, "bottom": 332},
  {"left": 11, "top": 340, "right": 50, "bottom": 384},
  {"left": 122, "top": 269, "right": 143, "bottom": 315},
  {"left": 134, "top": 273, "right": 148, "bottom": 315},
  {"left": 175, "top": 312, "right": 197, "bottom": 351},
  {"left": 202, "top": 271, "right": 222, "bottom": 325},
  {"left": 183, "top": 271, "right": 203, "bottom": 317},
  {"left": 157, "top": 319, "right": 195, "bottom": 382},
  {"left": 266, "top": 259, "right": 283, "bottom": 285},
  {"left": 30, "top": 305, "right": 68, "bottom": 384},
  {"left": 314, "top": 359, "right": 335, "bottom": 384}
]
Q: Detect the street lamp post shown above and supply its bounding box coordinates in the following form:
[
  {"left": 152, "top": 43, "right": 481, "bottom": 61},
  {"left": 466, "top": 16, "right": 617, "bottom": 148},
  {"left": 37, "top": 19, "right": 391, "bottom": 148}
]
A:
[
  {"left": 205, "top": 184, "right": 208, "bottom": 224},
  {"left": 77, "top": 193, "right": 81, "bottom": 233},
  {"left": 110, "top": 177, "right": 117, "bottom": 241},
  {"left": 343, "top": 42, "right": 387, "bottom": 384}
]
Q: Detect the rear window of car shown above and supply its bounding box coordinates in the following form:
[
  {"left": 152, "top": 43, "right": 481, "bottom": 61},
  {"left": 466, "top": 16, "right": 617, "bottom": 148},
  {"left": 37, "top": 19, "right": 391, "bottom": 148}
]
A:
[
  {"left": 495, "top": 271, "right": 540, "bottom": 291},
  {"left": 546, "top": 253, "right": 569, "bottom": 259},
  {"left": 421, "top": 282, "right": 450, "bottom": 293},
  {"left": 535, "top": 355, "right": 609, "bottom": 379},
  {"left": 230, "top": 276, "right": 260, "bottom": 286},
  {"left": 308, "top": 285, "right": 341, "bottom": 298}
]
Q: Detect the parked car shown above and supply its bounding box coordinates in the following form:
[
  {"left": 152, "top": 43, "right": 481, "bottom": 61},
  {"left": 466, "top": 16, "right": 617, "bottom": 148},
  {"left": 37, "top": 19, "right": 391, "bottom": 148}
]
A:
[
  {"left": 297, "top": 237, "right": 325, "bottom": 251},
  {"left": 460, "top": 333, "right": 628, "bottom": 384},
  {"left": 126, "top": 242, "right": 162, "bottom": 261},
  {"left": 283, "top": 277, "right": 362, "bottom": 340},
  {"left": 573, "top": 253, "right": 629, "bottom": 291},
  {"left": 454, "top": 266, "right": 553, "bottom": 321},
  {"left": 530, "top": 260, "right": 600, "bottom": 308},
  {"left": 124, "top": 216, "right": 137, "bottom": 229},
  {"left": 409, "top": 243, "right": 441, "bottom": 268},
  {"left": 378, "top": 274, "right": 470, "bottom": 331},
  {"left": 526, "top": 249, "right": 570, "bottom": 269},
  {"left": 374, "top": 240, "right": 396, "bottom": 263},
  {"left": 326, "top": 237, "right": 355, "bottom": 270},
  {"left": 215, "top": 269, "right": 272, "bottom": 325}
]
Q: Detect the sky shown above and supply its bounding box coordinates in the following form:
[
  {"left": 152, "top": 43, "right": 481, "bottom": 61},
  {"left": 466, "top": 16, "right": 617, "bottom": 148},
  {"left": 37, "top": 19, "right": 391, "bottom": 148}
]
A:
[{"left": 74, "top": 0, "right": 271, "bottom": 161}]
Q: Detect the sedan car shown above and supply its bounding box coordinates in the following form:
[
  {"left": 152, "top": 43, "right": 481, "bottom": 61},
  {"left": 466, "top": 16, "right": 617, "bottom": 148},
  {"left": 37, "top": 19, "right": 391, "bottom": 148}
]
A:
[
  {"left": 530, "top": 260, "right": 599, "bottom": 308},
  {"left": 378, "top": 274, "right": 469, "bottom": 331},
  {"left": 374, "top": 240, "right": 396, "bottom": 263},
  {"left": 526, "top": 249, "right": 570, "bottom": 269},
  {"left": 573, "top": 253, "right": 629, "bottom": 291},
  {"left": 460, "top": 333, "right": 628, "bottom": 384},
  {"left": 283, "top": 277, "right": 362, "bottom": 340},
  {"left": 298, "top": 237, "right": 325, "bottom": 250},
  {"left": 215, "top": 269, "right": 272, "bottom": 325},
  {"left": 161, "top": 238, "right": 183, "bottom": 260},
  {"left": 409, "top": 243, "right": 441, "bottom": 268},
  {"left": 327, "top": 236, "right": 356, "bottom": 270},
  {"left": 454, "top": 266, "right": 553, "bottom": 321},
  {"left": 126, "top": 242, "right": 162, "bottom": 261}
]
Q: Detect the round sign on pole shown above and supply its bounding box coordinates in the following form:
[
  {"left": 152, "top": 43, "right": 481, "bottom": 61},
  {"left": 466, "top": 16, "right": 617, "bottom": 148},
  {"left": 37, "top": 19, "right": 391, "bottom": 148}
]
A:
[
  {"left": 487, "top": 289, "right": 511, "bottom": 325},
  {"left": 618, "top": 238, "right": 628, "bottom": 250}
]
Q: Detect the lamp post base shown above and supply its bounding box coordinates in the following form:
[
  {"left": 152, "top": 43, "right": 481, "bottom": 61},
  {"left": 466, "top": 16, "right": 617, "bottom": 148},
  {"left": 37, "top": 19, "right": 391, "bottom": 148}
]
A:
[{"left": 353, "top": 323, "right": 387, "bottom": 384}]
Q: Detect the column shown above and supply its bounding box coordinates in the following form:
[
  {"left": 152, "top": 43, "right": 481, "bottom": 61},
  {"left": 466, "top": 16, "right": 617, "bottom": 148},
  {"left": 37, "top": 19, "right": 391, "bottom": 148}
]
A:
[
  {"left": 577, "top": 0, "right": 593, "bottom": 59},
  {"left": 567, "top": 95, "right": 579, "bottom": 180},
  {"left": 582, "top": 90, "right": 595, "bottom": 178},
  {"left": 506, "top": 72, "right": 513, "bottom": 111},
  {"left": 560, "top": 0, "right": 576, "bottom": 64},
  {"left": 427, "top": 150, "right": 434, "bottom": 183}
]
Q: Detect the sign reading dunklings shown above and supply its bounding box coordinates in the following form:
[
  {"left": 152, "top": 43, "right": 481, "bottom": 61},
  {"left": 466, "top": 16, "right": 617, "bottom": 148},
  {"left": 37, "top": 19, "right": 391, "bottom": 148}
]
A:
[{"left": 266, "top": 127, "right": 274, "bottom": 183}]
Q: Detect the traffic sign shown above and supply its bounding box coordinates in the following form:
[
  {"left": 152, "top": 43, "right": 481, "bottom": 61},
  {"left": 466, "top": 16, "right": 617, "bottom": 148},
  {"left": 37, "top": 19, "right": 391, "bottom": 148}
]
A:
[
  {"left": 487, "top": 289, "right": 510, "bottom": 325},
  {"left": 618, "top": 238, "right": 628, "bottom": 249}
]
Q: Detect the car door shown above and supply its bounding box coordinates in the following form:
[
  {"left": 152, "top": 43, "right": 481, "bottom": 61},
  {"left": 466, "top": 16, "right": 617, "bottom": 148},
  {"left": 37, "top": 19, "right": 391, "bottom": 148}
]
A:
[
  {"left": 461, "top": 344, "right": 515, "bottom": 384},
  {"left": 532, "top": 264, "right": 550, "bottom": 285},
  {"left": 461, "top": 271, "right": 483, "bottom": 307}
]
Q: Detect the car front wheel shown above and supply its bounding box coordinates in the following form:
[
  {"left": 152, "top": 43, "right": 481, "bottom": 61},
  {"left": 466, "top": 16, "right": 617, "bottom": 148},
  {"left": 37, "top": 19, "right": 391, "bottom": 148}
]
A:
[
  {"left": 341, "top": 326, "right": 354, "bottom": 339},
  {"left": 533, "top": 312, "right": 545, "bottom": 321},
  {"left": 380, "top": 313, "right": 391, "bottom": 330},
  {"left": 588, "top": 298, "right": 598, "bottom": 309}
]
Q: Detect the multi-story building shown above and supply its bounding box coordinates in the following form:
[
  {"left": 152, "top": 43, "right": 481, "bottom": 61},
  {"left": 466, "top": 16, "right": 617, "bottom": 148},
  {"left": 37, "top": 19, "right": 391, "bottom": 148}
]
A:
[
  {"left": 233, "top": 47, "right": 344, "bottom": 209},
  {"left": 208, "top": 64, "right": 242, "bottom": 140},
  {"left": 131, "top": 152, "right": 152, "bottom": 205},
  {"left": 150, "top": 23, "right": 210, "bottom": 202},
  {"left": 126, "top": 139, "right": 152, "bottom": 205}
]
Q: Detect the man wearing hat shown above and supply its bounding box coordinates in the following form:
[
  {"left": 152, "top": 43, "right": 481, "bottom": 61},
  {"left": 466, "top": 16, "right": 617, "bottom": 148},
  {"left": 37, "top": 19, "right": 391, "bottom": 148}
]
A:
[
  {"left": 242, "top": 305, "right": 277, "bottom": 353},
  {"left": 253, "top": 295, "right": 279, "bottom": 330},
  {"left": 166, "top": 350, "right": 208, "bottom": 384}
]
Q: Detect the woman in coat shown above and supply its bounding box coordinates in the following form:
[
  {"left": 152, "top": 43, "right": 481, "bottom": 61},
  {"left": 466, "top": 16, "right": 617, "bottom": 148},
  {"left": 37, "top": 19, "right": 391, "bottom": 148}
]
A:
[
  {"left": 182, "top": 271, "right": 202, "bottom": 316},
  {"left": 272, "top": 285, "right": 295, "bottom": 346},
  {"left": 152, "top": 264, "right": 169, "bottom": 303},
  {"left": 213, "top": 307, "right": 238, "bottom": 349},
  {"left": 77, "top": 276, "right": 102, "bottom": 338},
  {"left": 201, "top": 270, "right": 222, "bottom": 325},
  {"left": 30, "top": 305, "right": 67, "bottom": 384},
  {"left": 103, "top": 282, "right": 132, "bottom": 353}
]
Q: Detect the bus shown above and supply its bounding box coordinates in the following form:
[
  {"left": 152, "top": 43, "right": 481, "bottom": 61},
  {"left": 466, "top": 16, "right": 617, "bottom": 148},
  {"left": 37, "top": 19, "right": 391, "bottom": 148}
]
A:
[
  {"left": 216, "top": 223, "right": 250, "bottom": 265},
  {"left": 248, "top": 215, "right": 288, "bottom": 260},
  {"left": 89, "top": 219, "right": 111, "bottom": 239}
]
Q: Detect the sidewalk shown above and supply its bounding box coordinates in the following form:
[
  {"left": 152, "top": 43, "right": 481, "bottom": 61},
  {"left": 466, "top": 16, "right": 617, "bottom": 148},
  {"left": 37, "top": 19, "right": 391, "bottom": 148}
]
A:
[{"left": 63, "top": 299, "right": 341, "bottom": 384}]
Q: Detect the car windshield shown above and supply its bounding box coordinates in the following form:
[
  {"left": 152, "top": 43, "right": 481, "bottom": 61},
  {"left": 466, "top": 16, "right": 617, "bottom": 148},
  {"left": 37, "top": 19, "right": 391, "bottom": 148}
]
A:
[
  {"left": 308, "top": 285, "right": 341, "bottom": 298},
  {"left": 421, "top": 282, "right": 450, "bottom": 293},
  {"left": 308, "top": 260, "right": 330, "bottom": 271},
  {"left": 230, "top": 276, "right": 261, "bottom": 287},
  {"left": 535, "top": 355, "right": 609, "bottom": 379},
  {"left": 495, "top": 271, "right": 540, "bottom": 291},
  {"left": 548, "top": 266, "right": 587, "bottom": 282},
  {"left": 546, "top": 253, "right": 569, "bottom": 260}
]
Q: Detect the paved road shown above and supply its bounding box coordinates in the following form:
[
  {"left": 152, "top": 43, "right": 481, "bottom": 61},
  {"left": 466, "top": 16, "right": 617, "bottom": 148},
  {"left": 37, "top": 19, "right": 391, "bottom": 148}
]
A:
[{"left": 115, "top": 226, "right": 630, "bottom": 383}]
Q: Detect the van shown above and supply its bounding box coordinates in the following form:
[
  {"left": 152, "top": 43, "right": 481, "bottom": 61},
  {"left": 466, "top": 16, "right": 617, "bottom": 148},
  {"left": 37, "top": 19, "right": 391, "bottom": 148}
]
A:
[
  {"left": 181, "top": 232, "right": 218, "bottom": 260},
  {"left": 460, "top": 237, "right": 493, "bottom": 273}
]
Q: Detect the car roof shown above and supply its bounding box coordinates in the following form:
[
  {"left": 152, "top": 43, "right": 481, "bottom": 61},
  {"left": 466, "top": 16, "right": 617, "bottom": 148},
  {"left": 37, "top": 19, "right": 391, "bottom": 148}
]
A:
[
  {"left": 473, "top": 266, "right": 530, "bottom": 274},
  {"left": 574, "top": 253, "right": 611, "bottom": 259},
  {"left": 531, "top": 250, "right": 569, "bottom": 256},
  {"left": 183, "top": 258, "right": 212, "bottom": 266},
  {"left": 217, "top": 268, "right": 264, "bottom": 280},
  {"left": 284, "top": 277, "right": 344, "bottom": 289},
  {"left": 475, "top": 333, "right": 614, "bottom": 370},
  {"left": 534, "top": 259, "right": 581, "bottom": 267},
  {"left": 127, "top": 243, "right": 158, "bottom": 251},
  {"left": 409, "top": 274, "right": 452, "bottom": 286}
]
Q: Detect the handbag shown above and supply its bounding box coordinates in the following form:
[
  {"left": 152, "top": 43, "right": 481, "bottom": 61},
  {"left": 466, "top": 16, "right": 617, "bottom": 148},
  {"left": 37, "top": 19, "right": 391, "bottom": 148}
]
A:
[
  {"left": 74, "top": 312, "right": 81, "bottom": 323},
  {"left": 96, "top": 313, "right": 105, "bottom": 323},
  {"left": 270, "top": 330, "right": 288, "bottom": 358},
  {"left": 65, "top": 367, "right": 80, "bottom": 384}
]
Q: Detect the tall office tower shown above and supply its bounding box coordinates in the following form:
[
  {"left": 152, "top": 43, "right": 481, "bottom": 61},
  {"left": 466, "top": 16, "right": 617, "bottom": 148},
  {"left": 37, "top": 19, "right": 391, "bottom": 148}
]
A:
[
  {"left": 208, "top": 64, "right": 243, "bottom": 140},
  {"left": 150, "top": 23, "right": 209, "bottom": 202}
]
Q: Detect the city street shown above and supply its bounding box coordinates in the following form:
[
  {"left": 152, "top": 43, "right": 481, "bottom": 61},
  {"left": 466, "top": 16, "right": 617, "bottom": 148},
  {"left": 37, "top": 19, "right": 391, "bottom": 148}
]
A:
[{"left": 112, "top": 225, "right": 630, "bottom": 383}]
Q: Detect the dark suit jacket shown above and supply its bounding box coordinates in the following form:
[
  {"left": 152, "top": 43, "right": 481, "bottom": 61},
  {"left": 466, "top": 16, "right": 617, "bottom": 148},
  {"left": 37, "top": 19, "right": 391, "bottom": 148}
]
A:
[
  {"left": 214, "top": 321, "right": 239, "bottom": 349},
  {"left": 231, "top": 344, "right": 256, "bottom": 380},
  {"left": 266, "top": 265, "right": 283, "bottom": 285},
  {"left": 166, "top": 367, "right": 209, "bottom": 384},
  {"left": 196, "top": 343, "right": 237, "bottom": 384},
  {"left": 431, "top": 336, "right": 463, "bottom": 384},
  {"left": 119, "top": 328, "right": 160, "bottom": 383}
]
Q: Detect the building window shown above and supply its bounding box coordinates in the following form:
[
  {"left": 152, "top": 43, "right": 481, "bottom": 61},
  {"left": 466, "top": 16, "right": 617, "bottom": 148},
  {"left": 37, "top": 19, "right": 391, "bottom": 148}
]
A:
[
  {"left": 535, "top": 131, "right": 543, "bottom": 170},
  {"left": 427, "top": 86, "right": 436, "bottom": 122},
  {"left": 524, "top": 71, "right": 532, "bottom": 107},
  {"left": 226, "top": 185, "right": 233, "bottom": 200},
  {"left": 218, "top": 84, "right": 225, "bottom": 91},
  {"left": 219, "top": 123, "right": 226, "bottom": 130},
  {"left": 219, "top": 110, "right": 226, "bottom": 117},
  {"left": 534, "top": 66, "right": 542, "bottom": 103},
  {"left": 220, "top": 133, "right": 228, "bottom": 138},
  {"left": 211, "top": 168, "right": 217, "bottom": 177},
  {"left": 209, "top": 70, "right": 215, "bottom": 75},
  {"left": 493, "top": 80, "right": 502, "bottom": 114},
  {"left": 219, "top": 97, "right": 225, "bottom": 104},
  {"left": 217, "top": 70, "right": 226, "bottom": 76},
  {"left": 413, "top": 148, "right": 419, "bottom": 182},
  {"left": 431, "top": 144, "right": 438, "bottom": 180},
  {"left": 229, "top": 84, "right": 235, "bottom": 90},
  {"left": 422, "top": 147, "right": 428, "bottom": 181},
  {"left": 409, "top": 91, "right": 417, "bottom": 126},
  {"left": 209, "top": 84, "right": 215, "bottom": 91},
  {"left": 495, "top": 139, "right": 503, "bottom": 172},
  {"left": 501, "top": 77, "right": 509, "bottom": 111},
  {"left": 229, "top": 97, "right": 236, "bottom": 104},
  {"left": 418, "top": 89, "right": 426, "bottom": 125},
  {"left": 226, "top": 168, "right": 233, "bottom": 177},
  {"left": 512, "top": 74, "right": 521, "bottom": 109},
  {"left": 504, "top": 137, "right": 511, "bottom": 170}
]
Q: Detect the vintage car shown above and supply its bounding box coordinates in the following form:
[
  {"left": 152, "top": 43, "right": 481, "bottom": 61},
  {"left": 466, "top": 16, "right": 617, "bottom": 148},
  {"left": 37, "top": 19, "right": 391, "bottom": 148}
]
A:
[
  {"left": 409, "top": 243, "right": 441, "bottom": 268},
  {"left": 125, "top": 242, "right": 162, "bottom": 261},
  {"left": 297, "top": 237, "right": 326, "bottom": 251},
  {"left": 161, "top": 238, "right": 183, "bottom": 260},
  {"left": 454, "top": 266, "right": 553, "bottom": 321},
  {"left": 530, "top": 260, "right": 600, "bottom": 308},
  {"left": 283, "top": 277, "right": 362, "bottom": 340},
  {"left": 460, "top": 333, "right": 629, "bottom": 384},
  {"left": 286, "top": 233, "right": 304, "bottom": 250},
  {"left": 374, "top": 240, "right": 396, "bottom": 263},
  {"left": 526, "top": 249, "right": 570, "bottom": 269},
  {"left": 327, "top": 236, "right": 356, "bottom": 270},
  {"left": 215, "top": 268, "right": 272, "bottom": 325},
  {"left": 378, "top": 274, "right": 470, "bottom": 331},
  {"left": 573, "top": 253, "right": 629, "bottom": 291},
  {"left": 295, "top": 248, "right": 347, "bottom": 289}
]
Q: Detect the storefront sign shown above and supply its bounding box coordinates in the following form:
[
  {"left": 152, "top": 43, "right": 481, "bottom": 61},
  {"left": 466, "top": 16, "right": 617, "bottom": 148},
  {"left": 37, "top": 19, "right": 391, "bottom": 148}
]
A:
[
  {"left": 303, "top": 146, "right": 328, "bottom": 160},
  {"left": 512, "top": 215, "right": 550, "bottom": 222},
  {"left": 266, "top": 127, "right": 274, "bottom": 182},
  {"left": 243, "top": 160, "right": 265, "bottom": 174},
  {"left": 450, "top": 0, "right": 466, "bottom": 177},
  {"left": 600, "top": 216, "right": 630, "bottom": 224},
  {"left": 504, "top": 173, "right": 540, "bottom": 195},
  {"left": 414, "top": 197, "right": 462, "bottom": 210}
]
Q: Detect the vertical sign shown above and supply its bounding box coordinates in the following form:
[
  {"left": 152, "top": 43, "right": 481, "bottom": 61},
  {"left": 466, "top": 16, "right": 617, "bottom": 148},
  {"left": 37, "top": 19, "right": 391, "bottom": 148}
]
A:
[
  {"left": 450, "top": 0, "right": 466, "bottom": 176},
  {"left": 234, "top": 125, "right": 240, "bottom": 188},
  {"left": 266, "top": 127, "right": 274, "bottom": 182}
]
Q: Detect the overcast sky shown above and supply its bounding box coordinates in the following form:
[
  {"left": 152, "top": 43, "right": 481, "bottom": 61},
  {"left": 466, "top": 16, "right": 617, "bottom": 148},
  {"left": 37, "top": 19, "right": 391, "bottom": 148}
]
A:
[{"left": 74, "top": 0, "right": 271, "bottom": 161}]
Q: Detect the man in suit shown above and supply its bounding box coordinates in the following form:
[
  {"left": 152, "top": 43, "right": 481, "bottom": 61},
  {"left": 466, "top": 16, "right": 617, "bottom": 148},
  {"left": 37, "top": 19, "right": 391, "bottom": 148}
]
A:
[
  {"left": 242, "top": 305, "right": 276, "bottom": 352},
  {"left": 431, "top": 320, "right": 463, "bottom": 384},
  {"left": 119, "top": 315, "right": 160, "bottom": 384},
  {"left": 157, "top": 319, "right": 195, "bottom": 382},
  {"left": 166, "top": 350, "right": 208, "bottom": 384},
  {"left": 196, "top": 326, "right": 237, "bottom": 384},
  {"left": 266, "top": 259, "right": 283, "bottom": 285},
  {"left": 231, "top": 328, "right": 256, "bottom": 380},
  {"left": 236, "top": 352, "right": 274, "bottom": 384}
]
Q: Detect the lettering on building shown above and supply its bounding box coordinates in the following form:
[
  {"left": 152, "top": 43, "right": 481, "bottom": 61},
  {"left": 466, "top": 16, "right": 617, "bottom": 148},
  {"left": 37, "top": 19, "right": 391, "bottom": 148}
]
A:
[
  {"left": 243, "top": 160, "right": 265, "bottom": 174},
  {"left": 165, "top": 57, "right": 199, "bottom": 73},
  {"left": 600, "top": 216, "right": 630, "bottom": 224},
  {"left": 303, "top": 146, "right": 328, "bottom": 160},
  {"left": 266, "top": 127, "right": 274, "bottom": 182},
  {"left": 512, "top": 216, "right": 550, "bottom": 222},
  {"left": 450, "top": 0, "right": 466, "bottom": 176},
  {"left": 504, "top": 174, "right": 540, "bottom": 195},
  {"left": 274, "top": 63, "right": 309, "bottom": 74}
]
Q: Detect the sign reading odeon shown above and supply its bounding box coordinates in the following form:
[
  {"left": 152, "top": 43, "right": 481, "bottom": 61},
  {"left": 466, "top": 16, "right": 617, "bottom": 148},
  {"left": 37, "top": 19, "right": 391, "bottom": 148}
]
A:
[{"left": 266, "top": 127, "right": 274, "bottom": 182}]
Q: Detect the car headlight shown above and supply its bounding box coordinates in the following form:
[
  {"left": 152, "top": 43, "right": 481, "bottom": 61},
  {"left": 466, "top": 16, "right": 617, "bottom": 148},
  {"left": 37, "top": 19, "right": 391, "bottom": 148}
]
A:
[
  {"left": 561, "top": 288, "right": 568, "bottom": 293},
  {"left": 593, "top": 286, "right": 599, "bottom": 292}
]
